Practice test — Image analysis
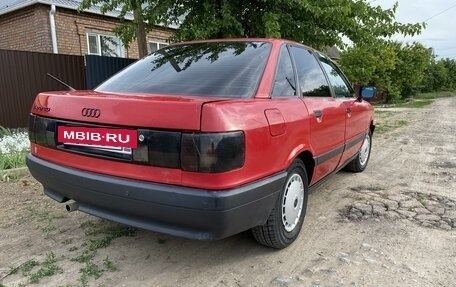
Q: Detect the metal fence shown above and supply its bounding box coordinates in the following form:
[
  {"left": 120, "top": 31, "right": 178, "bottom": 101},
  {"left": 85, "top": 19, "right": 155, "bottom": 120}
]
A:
[
  {"left": 0, "top": 50, "right": 136, "bottom": 128},
  {"left": 85, "top": 55, "right": 136, "bottom": 89}
]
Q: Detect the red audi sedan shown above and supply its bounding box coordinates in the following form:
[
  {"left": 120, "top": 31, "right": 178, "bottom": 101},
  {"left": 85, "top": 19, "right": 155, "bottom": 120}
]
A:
[{"left": 27, "top": 39, "right": 375, "bottom": 248}]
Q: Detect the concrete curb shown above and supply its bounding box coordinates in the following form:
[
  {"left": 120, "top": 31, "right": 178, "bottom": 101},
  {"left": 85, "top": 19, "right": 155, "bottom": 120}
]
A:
[{"left": 1, "top": 166, "right": 29, "bottom": 177}]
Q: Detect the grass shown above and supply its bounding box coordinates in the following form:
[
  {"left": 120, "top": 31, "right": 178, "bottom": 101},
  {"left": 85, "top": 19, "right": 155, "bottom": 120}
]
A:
[
  {"left": 71, "top": 251, "right": 95, "bottom": 264},
  {"left": 375, "top": 119, "right": 408, "bottom": 134},
  {"left": 29, "top": 252, "right": 62, "bottom": 284},
  {"left": 62, "top": 238, "right": 73, "bottom": 245},
  {"left": 374, "top": 110, "right": 394, "bottom": 115},
  {"left": 70, "top": 221, "right": 135, "bottom": 286},
  {"left": 394, "top": 99, "right": 434, "bottom": 108},
  {"left": 17, "top": 206, "right": 65, "bottom": 232},
  {"left": 0, "top": 126, "right": 29, "bottom": 179},
  {"left": 9, "top": 252, "right": 62, "bottom": 284},
  {"left": 103, "top": 256, "right": 118, "bottom": 272},
  {"left": 77, "top": 256, "right": 117, "bottom": 286},
  {"left": 390, "top": 90, "right": 456, "bottom": 109},
  {"left": 414, "top": 90, "right": 456, "bottom": 100},
  {"left": 374, "top": 91, "right": 455, "bottom": 110},
  {"left": 0, "top": 152, "right": 27, "bottom": 170},
  {"left": 79, "top": 261, "right": 102, "bottom": 287},
  {"left": 8, "top": 259, "right": 39, "bottom": 276}
]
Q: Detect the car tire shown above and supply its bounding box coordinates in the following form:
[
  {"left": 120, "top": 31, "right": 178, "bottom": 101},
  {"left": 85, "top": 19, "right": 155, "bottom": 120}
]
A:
[
  {"left": 252, "top": 159, "right": 308, "bottom": 249},
  {"left": 345, "top": 131, "right": 372, "bottom": 173}
]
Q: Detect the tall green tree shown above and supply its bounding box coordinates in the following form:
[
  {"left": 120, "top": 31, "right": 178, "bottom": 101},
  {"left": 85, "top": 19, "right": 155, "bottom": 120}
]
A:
[
  {"left": 79, "top": 0, "right": 424, "bottom": 53},
  {"left": 390, "top": 42, "right": 432, "bottom": 98},
  {"left": 340, "top": 40, "right": 432, "bottom": 101},
  {"left": 440, "top": 58, "right": 456, "bottom": 89},
  {"left": 422, "top": 60, "right": 450, "bottom": 92}
]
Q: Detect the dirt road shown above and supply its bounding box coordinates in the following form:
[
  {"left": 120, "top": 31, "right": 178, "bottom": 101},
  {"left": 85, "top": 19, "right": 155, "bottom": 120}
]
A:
[{"left": 1, "top": 97, "right": 455, "bottom": 287}]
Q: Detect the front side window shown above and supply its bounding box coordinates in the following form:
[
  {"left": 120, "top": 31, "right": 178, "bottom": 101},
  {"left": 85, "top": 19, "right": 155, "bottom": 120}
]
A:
[
  {"left": 272, "top": 46, "right": 296, "bottom": 97},
  {"left": 87, "top": 33, "right": 124, "bottom": 57},
  {"left": 148, "top": 41, "right": 169, "bottom": 54},
  {"left": 318, "top": 54, "right": 353, "bottom": 98},
  {"left": 97, "top": 41, "right": 272, "bottom": 98},
  {"left": 290, "top": 46, "right": 331, "bottom": 98}
]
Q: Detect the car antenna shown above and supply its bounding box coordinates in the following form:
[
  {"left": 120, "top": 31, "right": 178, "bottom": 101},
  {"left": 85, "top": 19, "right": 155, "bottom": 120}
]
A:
[{"left": 46, "top": 73, "right": 76, "bottom": 91}]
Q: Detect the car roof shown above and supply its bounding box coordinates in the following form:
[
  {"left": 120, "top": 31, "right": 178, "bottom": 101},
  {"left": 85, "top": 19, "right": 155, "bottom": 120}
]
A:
[{"left": 167, "top": 38, "right": 314, "bottom": 51}]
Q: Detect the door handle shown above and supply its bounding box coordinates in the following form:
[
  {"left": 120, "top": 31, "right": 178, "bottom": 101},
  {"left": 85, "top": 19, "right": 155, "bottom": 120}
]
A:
[{"left": 314, "top": 110, "right": 322, "bottom": 118}]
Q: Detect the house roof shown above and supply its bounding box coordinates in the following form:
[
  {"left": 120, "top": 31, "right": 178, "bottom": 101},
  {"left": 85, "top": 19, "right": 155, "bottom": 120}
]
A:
[
  {"left": 1, "top": 0, "right": 147, "bottom": 22},
  {"left": 0, "top": 0, "right": 180, "bottom": 28},
  {"left": 325, "top": 46, "right": 341, "bottom": 60}
]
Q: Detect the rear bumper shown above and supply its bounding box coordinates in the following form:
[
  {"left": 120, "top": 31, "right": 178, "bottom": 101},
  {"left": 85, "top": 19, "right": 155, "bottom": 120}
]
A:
[{"left": 27, "top": 154, "right": 285, "bottom": 240}]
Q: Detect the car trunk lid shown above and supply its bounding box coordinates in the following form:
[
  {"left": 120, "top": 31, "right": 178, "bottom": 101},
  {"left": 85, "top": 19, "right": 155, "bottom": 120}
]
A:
[{"left": 31, "top": 90, "right": 228, "bottom": 130}]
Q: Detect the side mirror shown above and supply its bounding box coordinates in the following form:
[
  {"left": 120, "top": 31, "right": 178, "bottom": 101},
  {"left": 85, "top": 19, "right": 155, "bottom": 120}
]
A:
[{"left": 357, "top": 86, "right": 376, "bottom": 101}]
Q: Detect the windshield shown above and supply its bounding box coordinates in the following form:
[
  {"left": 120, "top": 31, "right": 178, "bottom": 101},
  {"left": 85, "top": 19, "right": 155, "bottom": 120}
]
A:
[{"left": 96, "top": 41, "right": 271, "bottom": 98}]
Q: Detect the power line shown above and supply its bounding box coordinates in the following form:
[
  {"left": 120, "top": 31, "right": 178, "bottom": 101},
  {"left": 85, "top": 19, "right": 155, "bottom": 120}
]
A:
[{"left": 423, "top": 2, "right": 456, "bottom": 22}]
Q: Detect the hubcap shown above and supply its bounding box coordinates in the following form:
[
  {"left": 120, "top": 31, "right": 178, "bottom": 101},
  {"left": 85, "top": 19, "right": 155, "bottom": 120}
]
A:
[
  {"left": 282, "top": 173, "right": 304, "bottom": 232},
  {"left": 359, "top": 134, "right": 371, "bottom": 166}
]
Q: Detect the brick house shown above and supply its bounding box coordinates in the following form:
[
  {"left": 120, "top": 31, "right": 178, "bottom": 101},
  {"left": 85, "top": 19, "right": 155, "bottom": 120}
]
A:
[{"left": 0, "top": 0, "right": 176, "bottom": 58}]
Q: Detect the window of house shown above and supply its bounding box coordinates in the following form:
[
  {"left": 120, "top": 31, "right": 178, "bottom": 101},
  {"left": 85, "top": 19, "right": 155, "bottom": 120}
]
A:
[
  {"left": 87, "top": 33, "right": 124, "bottom": 57},
  {"left": 148, "top": 41, "right": 169, "bottom": 53}
]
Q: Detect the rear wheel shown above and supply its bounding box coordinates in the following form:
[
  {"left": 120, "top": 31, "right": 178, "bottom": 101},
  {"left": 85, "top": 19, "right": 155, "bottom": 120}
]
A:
[
  {"left": 252, "top": 159, "right": 308, "bottom": 249},
  {"left": 346, "top": 131, "right": 372, "bottom": 173}
]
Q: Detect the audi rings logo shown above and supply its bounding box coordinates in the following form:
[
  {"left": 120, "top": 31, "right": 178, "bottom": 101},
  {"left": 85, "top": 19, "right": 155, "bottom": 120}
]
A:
[{"left": 81, "top": 108, "right": 101, "bottom": 118}]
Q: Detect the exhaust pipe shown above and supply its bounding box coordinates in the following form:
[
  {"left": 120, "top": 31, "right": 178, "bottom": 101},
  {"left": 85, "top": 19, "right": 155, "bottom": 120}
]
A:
[{"left": 65, "top": 201, "right": 79, "bottom": 212}]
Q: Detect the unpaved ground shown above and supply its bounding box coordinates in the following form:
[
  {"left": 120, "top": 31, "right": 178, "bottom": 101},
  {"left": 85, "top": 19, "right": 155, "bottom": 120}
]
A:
[{"left": 1, "top": 97, "right": 455, "bottom": 287}]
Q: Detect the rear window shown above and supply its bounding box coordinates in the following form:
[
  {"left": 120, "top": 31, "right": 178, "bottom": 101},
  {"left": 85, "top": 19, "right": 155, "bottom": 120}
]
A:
[{"left": 96, "top": 41, "right": 271, "bottom": 98}]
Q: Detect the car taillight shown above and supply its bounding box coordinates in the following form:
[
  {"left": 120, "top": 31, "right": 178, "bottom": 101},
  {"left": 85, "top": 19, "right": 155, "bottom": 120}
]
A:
[
  {"left": 29, "top": 114, "right": 36, "bottom": 143},
  {"left": 133, "top": 129, "right": 181, "bottom": 168},
  {"left": 181, "top": 131, "right": 245, "bottom": 173},
  {"left": 29, "top": 115, "right": 56, "bottom": 147}
]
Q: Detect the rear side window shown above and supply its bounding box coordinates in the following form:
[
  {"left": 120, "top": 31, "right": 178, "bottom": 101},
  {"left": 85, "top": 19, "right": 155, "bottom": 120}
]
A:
[
  {"left": 272, "top": 46, "right": 296, "bottom": 97},
  {"left": 290, "top": 47, "right": 331, "bottom": 98},
  {"left": 96, "top": 42, "right": 271, "bottom": 98}
]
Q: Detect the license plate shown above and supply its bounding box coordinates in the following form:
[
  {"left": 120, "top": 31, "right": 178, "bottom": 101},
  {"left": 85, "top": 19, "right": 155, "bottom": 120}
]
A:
[{"left": 58, "top": 126, "right": 137, "bottom": 149}]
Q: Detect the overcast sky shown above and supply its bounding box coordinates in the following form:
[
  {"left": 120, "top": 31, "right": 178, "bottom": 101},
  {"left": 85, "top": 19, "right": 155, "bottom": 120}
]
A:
[{"left": 373, "top": 0, "right": 456, "bottom": 59}]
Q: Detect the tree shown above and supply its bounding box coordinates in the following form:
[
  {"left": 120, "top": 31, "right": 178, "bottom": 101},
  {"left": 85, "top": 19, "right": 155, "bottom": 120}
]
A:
[
  {"left": 79, "top": 0, "right": 169, "bottom": 57},
  {"left": 390, "top": 42, "right": 432, "bottom": 99},
  {"left": 339, "top": 40, "right": 399, "bottom": 101},
  {"left": 422, "top": 60, "right": 450, "bottom": 92},
  {"left": 79, "top": 0, "right": 424, "bottom": 54},
  {"left": 340, "top": 40, "right": 432, "bottom": 102},
  {"left": 440, "top": 58, "right": 456, "bottom": 89}
]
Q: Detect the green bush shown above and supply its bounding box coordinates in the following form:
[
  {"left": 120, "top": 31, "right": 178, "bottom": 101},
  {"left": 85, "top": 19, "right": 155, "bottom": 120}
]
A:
[{"left": 0, "top": 126, "right": 29, "bottom": 171}]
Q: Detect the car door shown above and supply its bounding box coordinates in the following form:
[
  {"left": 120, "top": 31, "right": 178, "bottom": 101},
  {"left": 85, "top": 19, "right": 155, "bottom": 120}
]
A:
[
  {"left": 289, "top": 46, "right": 346, "bottom": 184},
  {"left": 316, "top": 54, "right": 372, "bottom": 168}
]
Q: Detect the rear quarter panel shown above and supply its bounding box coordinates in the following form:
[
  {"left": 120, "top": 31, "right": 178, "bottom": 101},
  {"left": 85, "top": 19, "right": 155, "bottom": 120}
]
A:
[{"left": 185, "top": 98, "right": 312, "bottom": 188}]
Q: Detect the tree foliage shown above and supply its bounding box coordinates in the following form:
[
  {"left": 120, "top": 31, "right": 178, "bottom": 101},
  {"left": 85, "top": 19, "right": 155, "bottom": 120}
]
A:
[
  {"left": 340, "top": 41, "right": 456, "bottom": 102},
  {"left": 390, "top": 42, "right": 432, "bottom": 98},
  {"left": 79, "top": 0, "right": 424, "bottom": 50},
  {"left": 422, "top": 58, "right": 456, "bottom": 92},
  {"left": 78, "top": 0, "right": 456, "bottom": 98}
]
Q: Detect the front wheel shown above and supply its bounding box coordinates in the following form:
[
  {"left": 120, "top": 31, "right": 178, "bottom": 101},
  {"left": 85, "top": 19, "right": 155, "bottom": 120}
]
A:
[
  {"left": 345, "top": 131, "right": 372, "bottom": 173},
  {"left": 252, "top": 159, "right": 308, "bottom": 249}
]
